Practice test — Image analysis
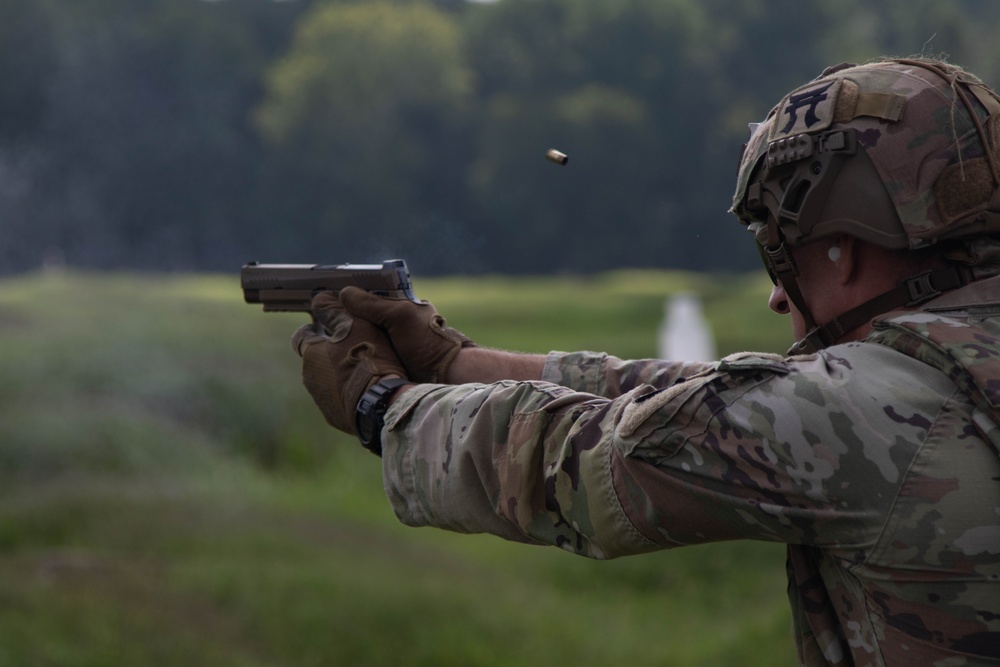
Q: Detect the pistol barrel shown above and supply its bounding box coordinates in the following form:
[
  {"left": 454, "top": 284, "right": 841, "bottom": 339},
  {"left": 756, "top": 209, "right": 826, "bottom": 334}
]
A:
[{"left": 241, "top": 259, "right": 418, "bottom": 312}]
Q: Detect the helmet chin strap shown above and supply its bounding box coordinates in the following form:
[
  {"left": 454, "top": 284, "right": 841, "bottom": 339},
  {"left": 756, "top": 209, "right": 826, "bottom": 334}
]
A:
[
  {"left": 762, "top": 217, "right": 973, "bottom": 355},
  {"left": 786, "top": 264, "right": 972, "bottom": 355},
  {"left": 762, "top": 217, "right": 822, "bottom": 350}
]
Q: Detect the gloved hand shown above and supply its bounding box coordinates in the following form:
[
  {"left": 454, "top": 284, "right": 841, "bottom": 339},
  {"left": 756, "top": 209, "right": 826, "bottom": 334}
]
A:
[
  {"left": 292, "top": 292, "right": 407, "bottom": 434},
  {"left": 339, "top": 286, "right": 475, "bottom": 383}
]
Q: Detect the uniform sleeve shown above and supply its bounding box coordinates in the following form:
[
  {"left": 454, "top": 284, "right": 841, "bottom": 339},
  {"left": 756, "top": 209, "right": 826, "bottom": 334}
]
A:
[
  {"left": 380, "top": 379, "right": 658, "bottom": 557},
  {"left": 541, "top": 350, "right": 716, "bottom": 398},
  {"left": 382, "top": 344, "right": 944, "bottom": 561}
]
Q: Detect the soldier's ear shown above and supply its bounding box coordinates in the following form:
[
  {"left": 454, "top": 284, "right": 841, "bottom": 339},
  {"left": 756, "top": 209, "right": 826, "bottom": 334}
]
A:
[{"left": 832, "top": 235, "right": 857, "bottom": 286}]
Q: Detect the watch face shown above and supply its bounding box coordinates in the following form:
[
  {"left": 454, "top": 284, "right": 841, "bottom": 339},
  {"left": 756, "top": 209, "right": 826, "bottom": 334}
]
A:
[
  {"left": 357, "top": 415, "right": 374, "bottom": 443},
  {"left": 356, "top": 397, "right": 377, "bottom": 444}
]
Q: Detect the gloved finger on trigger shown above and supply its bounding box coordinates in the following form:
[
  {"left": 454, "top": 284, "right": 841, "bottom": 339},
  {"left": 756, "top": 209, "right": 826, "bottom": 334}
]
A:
[
  {"left": 311, "top": 291, "right": 343, "bottom": 311},
  {"left": 291, "top": 322, "right": 326, "bottom": 356},
  {"left": 310, "top": 292, "right": 353, "bottom": 341}
]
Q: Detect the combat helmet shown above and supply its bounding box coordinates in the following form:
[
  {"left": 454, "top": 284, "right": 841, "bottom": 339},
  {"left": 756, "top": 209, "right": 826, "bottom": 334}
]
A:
[{"left": 731, "top": 58, "right": 1000, "bottom": 354}]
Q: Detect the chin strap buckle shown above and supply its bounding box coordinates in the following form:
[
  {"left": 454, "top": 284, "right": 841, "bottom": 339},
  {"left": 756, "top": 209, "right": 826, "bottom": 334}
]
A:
[
  {"left": 764, "top": 242, "right": 798, "bottom": 277},
  {"left": 903, "top": 270, "right": 941, "bottom": 306}
]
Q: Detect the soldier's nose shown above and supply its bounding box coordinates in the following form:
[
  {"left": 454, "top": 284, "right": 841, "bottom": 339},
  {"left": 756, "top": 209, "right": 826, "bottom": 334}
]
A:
[{"left": 768, "top": 282, "right": 790, "bottom": 315}]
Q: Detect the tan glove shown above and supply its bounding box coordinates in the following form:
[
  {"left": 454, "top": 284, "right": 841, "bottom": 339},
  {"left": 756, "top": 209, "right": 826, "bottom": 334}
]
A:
[
  {"left": 292, "top": 292, "right": 407, "bottom": 434},
  {"left": 339, "top": 286, "right": 475, "bottom": 383}
]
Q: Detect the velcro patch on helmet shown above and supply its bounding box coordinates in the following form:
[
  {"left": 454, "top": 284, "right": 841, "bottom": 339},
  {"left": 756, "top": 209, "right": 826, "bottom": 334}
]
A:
[
  {"left": 773, "top": 80, "right": 841, "bottom": 139},
  {"left": 935, "top": 157, "right": 994, "bottom": 226},
  {"left": 933, "top": 113, "right": 1000, "bottom": 231},
  {"left": 853, "top": 92, "right": 906, "bottom": 122}
]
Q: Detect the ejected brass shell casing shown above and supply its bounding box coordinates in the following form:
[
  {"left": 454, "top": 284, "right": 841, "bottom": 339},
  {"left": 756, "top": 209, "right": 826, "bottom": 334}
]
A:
[{"left": 545, "top": 149, "right": 568, "bottom": 165}]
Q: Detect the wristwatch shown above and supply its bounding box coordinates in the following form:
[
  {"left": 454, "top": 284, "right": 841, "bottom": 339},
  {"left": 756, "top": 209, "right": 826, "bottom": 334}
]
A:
[{"left": 355, "top": 377, "right": 410, "bottom": 456}]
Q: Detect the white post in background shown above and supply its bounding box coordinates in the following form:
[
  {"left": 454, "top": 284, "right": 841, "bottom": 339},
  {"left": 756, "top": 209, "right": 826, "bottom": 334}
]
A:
[{"left": 658, "top": 293, "right": 717, "bottom": 362}]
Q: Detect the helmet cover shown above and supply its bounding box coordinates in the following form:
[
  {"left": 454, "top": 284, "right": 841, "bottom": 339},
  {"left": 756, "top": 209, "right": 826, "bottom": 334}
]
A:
[{"left": 732, "top": 58, "right": 1000, "bottom": 251}]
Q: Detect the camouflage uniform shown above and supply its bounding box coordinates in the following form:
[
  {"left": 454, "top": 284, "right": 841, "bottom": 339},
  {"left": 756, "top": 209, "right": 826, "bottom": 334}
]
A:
[{"left": 381, "top": 276, "right": 1000, "bottom": 666}]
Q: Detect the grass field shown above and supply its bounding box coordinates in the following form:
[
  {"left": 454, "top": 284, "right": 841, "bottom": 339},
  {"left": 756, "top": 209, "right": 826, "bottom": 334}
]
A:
[{"left": 0, "top": 268, "right": 797, "bottom": 666}]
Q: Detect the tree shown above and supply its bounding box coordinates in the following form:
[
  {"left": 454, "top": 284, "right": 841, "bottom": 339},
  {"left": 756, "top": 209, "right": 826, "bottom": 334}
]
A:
[
  {"left": 253, "top": 1, "right": 474, "bottom": 268},
  {"left": 461, "top": 0, "right": 752, "bottom": 273},
  {"left": 0, "top": 0, "right": 307, "bottom": 273},
  {"left": 1, "top": 0, "right": 997, "bottom": 275}
]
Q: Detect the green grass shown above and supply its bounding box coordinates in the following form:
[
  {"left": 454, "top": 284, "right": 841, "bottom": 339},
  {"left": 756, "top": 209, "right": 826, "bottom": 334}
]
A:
[{"left": 0, "top": 268, "right": 795, "bottom": 666}]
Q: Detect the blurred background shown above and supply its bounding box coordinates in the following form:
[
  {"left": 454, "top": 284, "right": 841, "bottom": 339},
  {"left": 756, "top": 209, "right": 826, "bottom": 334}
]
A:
[
  {"left": 3, "top": 0, "right": 999, "bottom": 277},
  {"left": 2, "top": 1, "right": 999, "bottom": 665}
]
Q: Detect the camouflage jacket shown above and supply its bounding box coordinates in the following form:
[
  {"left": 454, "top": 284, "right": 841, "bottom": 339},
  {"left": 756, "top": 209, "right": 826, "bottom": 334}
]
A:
[{"left": 381, "top": 277, "right": 1000, "bottom": 666}]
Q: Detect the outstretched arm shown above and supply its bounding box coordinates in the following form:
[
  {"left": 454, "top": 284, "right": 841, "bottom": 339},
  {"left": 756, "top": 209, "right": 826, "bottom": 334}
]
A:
[{"left": 339, "top": 287, "right": 714, "bottom": 398}]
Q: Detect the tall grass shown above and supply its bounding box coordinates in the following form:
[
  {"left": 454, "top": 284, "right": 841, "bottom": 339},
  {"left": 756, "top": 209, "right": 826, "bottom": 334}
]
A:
[{"left": 0, "top": 269, "right": 795, "bottom": 666}]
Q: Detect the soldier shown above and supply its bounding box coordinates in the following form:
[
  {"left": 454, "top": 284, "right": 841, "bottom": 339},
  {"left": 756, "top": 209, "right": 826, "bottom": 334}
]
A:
[{"left": 293, "top": 58, "right": 1000, "bottom": 665}]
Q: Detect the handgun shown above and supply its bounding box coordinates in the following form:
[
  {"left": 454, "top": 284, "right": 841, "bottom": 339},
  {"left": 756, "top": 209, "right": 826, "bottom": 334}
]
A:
[{"left": 241, "top": 259, "right": 420, "bottom": 312}]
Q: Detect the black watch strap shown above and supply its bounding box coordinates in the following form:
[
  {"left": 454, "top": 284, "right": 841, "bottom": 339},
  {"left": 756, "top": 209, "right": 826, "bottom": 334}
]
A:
[{"left": 355, "top": 377, "right": 409, "bottom": 456}]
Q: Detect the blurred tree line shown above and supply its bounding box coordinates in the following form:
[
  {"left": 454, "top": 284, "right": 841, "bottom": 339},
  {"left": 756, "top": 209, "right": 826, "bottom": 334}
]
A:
[{"left": 2, "top": 0, "right": 999, "bottom": 276}]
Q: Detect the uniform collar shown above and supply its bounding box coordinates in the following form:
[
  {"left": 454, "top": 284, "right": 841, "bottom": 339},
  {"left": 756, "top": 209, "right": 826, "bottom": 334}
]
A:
[{"left": 923, "top": 273, "right": 1000, "bottom": 310}]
